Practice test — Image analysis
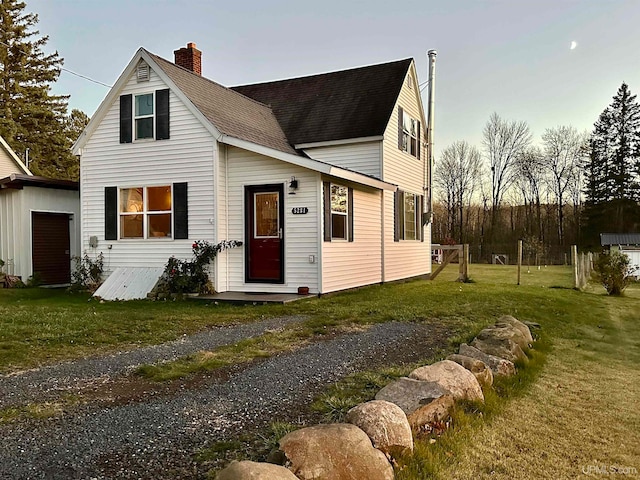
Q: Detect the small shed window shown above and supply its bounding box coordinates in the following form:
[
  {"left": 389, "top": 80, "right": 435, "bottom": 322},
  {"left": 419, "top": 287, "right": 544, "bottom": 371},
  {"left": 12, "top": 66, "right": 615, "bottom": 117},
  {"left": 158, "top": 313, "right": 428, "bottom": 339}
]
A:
[{"left": 331, "top": 184, "right": 348, "bottom": 240}]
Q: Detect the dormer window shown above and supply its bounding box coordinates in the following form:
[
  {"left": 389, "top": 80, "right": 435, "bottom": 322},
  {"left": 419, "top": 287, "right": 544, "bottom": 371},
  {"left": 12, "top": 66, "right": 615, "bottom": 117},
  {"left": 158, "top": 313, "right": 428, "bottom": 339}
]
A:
[{"left": 135, "top": 93, "right": 154, "bottom": 140}]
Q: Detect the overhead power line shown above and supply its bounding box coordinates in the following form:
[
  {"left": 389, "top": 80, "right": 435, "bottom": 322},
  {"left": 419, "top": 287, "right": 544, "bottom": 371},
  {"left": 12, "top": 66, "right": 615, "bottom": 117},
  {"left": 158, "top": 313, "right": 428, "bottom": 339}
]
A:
[{"left": 0, "top": 35, "right": 112, "bottom": 88}]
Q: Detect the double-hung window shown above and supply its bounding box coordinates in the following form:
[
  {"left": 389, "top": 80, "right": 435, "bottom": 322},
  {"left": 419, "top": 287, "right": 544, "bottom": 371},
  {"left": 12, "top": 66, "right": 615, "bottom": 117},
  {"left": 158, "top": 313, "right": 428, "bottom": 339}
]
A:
[
  {"left": 104, "top": 183, "right": 188, "bottom": 241},
  {"left": 323, "top": 182, "right": 354, "bottom": 242},
  {"left": 119, "top": 185, "right": 172, "bottom": 239},
  {"left": 397, "top": 106, "right": 421, "bottom": 159},
  {"left": 330, "top": 184, "right": 348, "bottom": 240},
  {"left": 134, "top": 93, "right": 154, "bottom": 140},
  {"left": 119, "top": 89, "right": 170, "bottom": 143},
  {"left": 394, "top": 190, "right": 423, "bottom": 242}
]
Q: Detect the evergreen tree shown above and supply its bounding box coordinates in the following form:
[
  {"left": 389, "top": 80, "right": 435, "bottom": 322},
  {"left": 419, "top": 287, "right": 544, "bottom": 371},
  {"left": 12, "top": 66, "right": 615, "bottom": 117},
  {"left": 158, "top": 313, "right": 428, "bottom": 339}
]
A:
[
  {"left": 0, "top": 0, "right": 81, "bottom": 180},
  {"left": 583, "top": 83, "right": 640, "bottom": 247}
]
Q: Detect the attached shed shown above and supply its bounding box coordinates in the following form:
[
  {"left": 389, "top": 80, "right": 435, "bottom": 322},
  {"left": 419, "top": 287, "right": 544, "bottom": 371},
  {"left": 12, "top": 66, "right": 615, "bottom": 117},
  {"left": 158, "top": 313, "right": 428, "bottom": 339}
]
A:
[
  {"left": 600, "top": 233, "right": 640, "bottom": 277},
  {"left": 0, "top": 174, "right": 80, "bottom": 285}
]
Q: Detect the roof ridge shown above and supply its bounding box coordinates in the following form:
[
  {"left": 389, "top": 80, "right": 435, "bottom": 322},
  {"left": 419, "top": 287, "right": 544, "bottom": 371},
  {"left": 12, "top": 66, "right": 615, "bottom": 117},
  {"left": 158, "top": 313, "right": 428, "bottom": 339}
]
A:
[
  {"left": 232, "top": 58, "right": 413, "bottom": 89},
  {"left": 144, "top": 49, "right": 276, "bottom": 111}
]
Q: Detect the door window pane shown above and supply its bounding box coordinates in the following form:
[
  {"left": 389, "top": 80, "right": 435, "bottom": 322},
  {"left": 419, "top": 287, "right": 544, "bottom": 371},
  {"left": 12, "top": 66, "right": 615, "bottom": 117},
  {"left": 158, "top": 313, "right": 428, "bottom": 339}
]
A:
[{"left": 255, "top": 192, "right": 279, "bottom": 237}]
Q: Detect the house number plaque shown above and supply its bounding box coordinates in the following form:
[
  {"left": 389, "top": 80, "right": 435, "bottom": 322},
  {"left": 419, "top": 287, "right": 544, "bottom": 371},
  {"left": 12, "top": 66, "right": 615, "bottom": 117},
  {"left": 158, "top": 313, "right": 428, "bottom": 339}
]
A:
[{"left": 291, "top": 207, "right": 309, "bottom": 215}]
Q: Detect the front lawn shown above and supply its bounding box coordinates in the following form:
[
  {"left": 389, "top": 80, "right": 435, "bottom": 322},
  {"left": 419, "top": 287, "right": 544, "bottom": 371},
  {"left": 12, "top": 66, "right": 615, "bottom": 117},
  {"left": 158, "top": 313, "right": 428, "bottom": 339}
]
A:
[{"left": 0, "top": 264, "right": 573, "bottom": 373}]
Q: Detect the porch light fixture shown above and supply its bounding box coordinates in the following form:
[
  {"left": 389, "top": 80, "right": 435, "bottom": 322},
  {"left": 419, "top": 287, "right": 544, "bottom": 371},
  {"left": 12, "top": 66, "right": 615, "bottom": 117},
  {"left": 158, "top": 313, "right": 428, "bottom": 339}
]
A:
[{"left": 289, "top": 176, "right": 299, "bottom": 195}]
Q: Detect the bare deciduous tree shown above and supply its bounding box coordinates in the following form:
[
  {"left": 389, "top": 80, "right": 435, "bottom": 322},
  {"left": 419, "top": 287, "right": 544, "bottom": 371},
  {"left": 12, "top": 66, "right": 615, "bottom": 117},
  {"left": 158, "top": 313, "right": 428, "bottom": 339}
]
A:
[
  {"left": 434, "top": 141, "right": 482, "bottom": 242},
  {"left": 483, "top": 113, "right": 532, "bottom": 238},
  {"left": 514, "top": 146, "right": 546, "bottom": 239},
  {"left": 541, "top": 126, "right": 587, "bottom": 245}
]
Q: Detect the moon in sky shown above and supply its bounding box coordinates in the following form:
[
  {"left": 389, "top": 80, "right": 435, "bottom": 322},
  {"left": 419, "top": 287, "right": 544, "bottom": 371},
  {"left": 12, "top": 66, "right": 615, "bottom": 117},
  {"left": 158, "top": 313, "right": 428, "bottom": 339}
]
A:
[{"left": 570, "top": 41, "right": 578, "bottom": 50}]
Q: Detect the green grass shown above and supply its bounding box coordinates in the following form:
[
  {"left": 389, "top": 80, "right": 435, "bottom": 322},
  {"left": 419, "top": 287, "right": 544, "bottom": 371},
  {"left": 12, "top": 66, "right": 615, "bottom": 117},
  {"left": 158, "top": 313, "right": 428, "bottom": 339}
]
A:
[{"left": 0, "top": 264, "right": 573, "bottom": 373}]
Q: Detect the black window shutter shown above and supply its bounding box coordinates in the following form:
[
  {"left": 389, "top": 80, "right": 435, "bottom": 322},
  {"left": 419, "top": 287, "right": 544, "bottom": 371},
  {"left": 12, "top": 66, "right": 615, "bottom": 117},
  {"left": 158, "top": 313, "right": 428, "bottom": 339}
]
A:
[
  {"left": 156, "top": 89, "right": 170, "bottom": 140},
  {"left": 399, "top": 191, "right": 405, "bottom": 240},
  {"left": 323, "top": 182, "right": 331, "bottom": 242},
  {"left": 417, "top": 121, "right": 421, "bottom": 160},
  {"left": 397, "top": 106, "right": 404, "bottom": 150},
  {"left": 173, "top": 182, "right": 188, "bottom": 239},
  {"left": 394, "top": 190, "right": 400, "bottom": 242},
  {"left": 119, "top": 95, "right": 132, "bottom": 144},
  {"left": 105, "top": 187, "right": 117, "bottom": 240},
  {"left": 348, "top": 188, "right": 354, "bottom": 242},
  {"left": 419, "top": 195, "right": 425, "bottom": 242}
]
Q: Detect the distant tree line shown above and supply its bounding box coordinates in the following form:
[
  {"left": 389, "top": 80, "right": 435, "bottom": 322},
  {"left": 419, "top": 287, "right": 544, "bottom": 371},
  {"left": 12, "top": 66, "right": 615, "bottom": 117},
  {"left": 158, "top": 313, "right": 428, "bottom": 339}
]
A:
[
  {"left": 0, "top": 0, "right": 89, "bottom": 181},
  {"left": 433, "top": 83, "right": 640, "bottom": 262}
]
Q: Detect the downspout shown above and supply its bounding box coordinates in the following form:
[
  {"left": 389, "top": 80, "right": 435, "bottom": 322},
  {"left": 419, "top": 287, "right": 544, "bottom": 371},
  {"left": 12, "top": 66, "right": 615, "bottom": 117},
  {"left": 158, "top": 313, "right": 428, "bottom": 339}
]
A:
[{"left": 425, "top": 49, "right": 437, "bottom": 223}]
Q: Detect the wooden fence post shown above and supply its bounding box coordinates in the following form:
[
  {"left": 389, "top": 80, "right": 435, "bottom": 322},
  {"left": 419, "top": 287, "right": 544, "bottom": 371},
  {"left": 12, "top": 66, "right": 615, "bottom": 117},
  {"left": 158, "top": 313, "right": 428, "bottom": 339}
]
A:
[
  {"left": 517, "top": 239, "right": 523, "bottom": 285},
  {"left": 571, "top": 245, "right": 580, "bottom": 288}
]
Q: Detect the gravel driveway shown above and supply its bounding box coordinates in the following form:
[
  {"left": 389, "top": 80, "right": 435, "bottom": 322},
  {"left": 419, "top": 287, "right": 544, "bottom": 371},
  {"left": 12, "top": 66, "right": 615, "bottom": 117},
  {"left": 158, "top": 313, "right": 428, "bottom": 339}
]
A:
[
  {"left": 0, "top": 320, "right": 445, "bottom": 479},
  {"left": 0, "top": 315, "right": 306, "bottom": 409}
]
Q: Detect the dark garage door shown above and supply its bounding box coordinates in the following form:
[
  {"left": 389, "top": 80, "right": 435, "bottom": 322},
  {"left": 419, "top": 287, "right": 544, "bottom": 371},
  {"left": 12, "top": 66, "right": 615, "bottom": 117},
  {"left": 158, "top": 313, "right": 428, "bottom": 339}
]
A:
[{"left": 32, "top": 212, "right": 71, "bottom": 285}]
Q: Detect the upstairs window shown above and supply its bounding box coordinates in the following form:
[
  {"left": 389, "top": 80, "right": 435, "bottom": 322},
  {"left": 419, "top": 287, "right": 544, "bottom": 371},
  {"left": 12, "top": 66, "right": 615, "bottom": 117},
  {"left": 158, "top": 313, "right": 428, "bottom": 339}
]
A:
[
  {"left": 397, "top": 106, "right": 421, "bottom": 159},
  {"left": 135, "top": 93, "right": 154, "bottom": 140},
  {"left": 120, "top": 89, "right": 170, "bottom": 143}
]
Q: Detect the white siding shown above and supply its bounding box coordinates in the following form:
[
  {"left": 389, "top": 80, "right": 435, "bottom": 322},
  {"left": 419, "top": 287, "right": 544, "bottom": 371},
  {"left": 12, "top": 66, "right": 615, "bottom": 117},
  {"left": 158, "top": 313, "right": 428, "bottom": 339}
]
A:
[
  {"left": 0, "top": 189, "right": 21, "bottom": 277},
  {"left": 214, "top": 143, "right": 229, "bottom": 292},
  {"left": 382, "top": 64, "right": 431, "bottom": 280},
  {"left": 225, "top": 146, "right": 320, "bottom": 294},
  {"left": 0, "top": 187, "right": 80, "bottom": 281},
  {"left": 322, "top": 186, "right": 382, "bottom": 293},
  {"left": 79, "top": 64, "right": 216, "bottom": 273},
  {"left": 304, "top": 141, "right": 382, "bottom": 178},
  {"left": 0, "top": 147, "right": 23, "bottom": 178}
]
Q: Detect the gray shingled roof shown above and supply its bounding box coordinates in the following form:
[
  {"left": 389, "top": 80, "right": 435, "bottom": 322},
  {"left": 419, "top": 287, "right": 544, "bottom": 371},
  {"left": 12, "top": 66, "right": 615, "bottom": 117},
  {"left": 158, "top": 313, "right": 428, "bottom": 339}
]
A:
[
  {"left": 148, "top": 51, "right": 412, "bottom": 153},
  {"left": 600, "top": 233, "right": 640, "bottom": 246},
  {"left": 232, "top": 59, "right": 413, "bottom": 145},
  {"left": 148, "top": 52, "right": 298, "bottom": 155}
]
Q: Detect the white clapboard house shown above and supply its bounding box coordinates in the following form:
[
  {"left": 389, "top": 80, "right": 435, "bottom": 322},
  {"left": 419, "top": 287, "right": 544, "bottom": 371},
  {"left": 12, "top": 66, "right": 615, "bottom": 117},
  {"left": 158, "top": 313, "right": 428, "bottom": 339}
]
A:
[
  {"left": 73, "top": 43, "right": 433, "bottom": 295},
  {"left": 0, "top": 136, "right": 80, "bottom": 285}
]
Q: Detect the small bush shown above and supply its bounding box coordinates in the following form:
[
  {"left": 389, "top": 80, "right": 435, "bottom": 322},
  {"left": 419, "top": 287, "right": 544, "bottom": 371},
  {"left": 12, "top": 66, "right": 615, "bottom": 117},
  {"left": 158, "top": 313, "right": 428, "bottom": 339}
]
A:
[
  {"left": 160, "top": 240, "right": 242, "bottom": 294},
  {"left": 70, "top": 253, "right": 105, "bottom": 292},
  {"left": 593, "top": 251, "right": 633, "bottom": 295}
]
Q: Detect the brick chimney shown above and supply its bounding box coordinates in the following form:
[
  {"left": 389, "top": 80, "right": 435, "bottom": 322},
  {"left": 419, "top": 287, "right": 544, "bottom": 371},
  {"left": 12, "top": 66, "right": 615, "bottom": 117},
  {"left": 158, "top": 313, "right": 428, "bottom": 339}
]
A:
[{"left": 174, "top": 42, "right": 202, "bottom": 75}]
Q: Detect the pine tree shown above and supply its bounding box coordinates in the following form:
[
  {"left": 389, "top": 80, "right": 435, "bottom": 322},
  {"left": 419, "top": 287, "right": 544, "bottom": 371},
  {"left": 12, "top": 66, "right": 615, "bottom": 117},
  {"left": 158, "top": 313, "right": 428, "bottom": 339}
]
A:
[
  {"left": 0, "top": 0, "right": 81, "bottom": 180},
  {"left": 583, "top": 83, "right": 640, "bottom": 247}
]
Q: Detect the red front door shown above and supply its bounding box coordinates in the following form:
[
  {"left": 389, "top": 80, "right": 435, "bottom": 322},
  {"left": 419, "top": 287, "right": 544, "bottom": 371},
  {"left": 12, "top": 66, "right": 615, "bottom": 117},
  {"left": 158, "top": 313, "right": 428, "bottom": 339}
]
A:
[{"left": 245, "top": 184, "right": 284, "bottom": 283}]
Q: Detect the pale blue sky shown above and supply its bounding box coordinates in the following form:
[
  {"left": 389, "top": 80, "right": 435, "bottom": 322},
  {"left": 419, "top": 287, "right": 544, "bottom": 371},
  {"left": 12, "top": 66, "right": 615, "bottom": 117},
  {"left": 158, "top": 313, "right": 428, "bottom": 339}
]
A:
[{"left": 27, "top": 0, "right": 639, "bottom": 156}]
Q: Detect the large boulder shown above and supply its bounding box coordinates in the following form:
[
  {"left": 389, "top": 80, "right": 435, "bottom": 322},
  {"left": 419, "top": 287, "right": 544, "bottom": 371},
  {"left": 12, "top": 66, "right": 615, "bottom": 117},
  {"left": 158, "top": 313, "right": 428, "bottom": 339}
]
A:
[
  {"left": 477, "top": 324, "right": 530, "bottom": 352},
  {"left": 471, "top": 331, "right": 528, "bottom": 364},
  {"left": 345, "top": 400, "right": 413, "bottom": 458},
  {"left": 496, "top": 315, "right": 534, "bottom": 344},
  {"left": 217, "top": 460, "right": 299, "bottom": 480},
  {"left": 375, "top": 377, "right": 454, "bottom": 428},
  {"left": 446, "top": 353, "right": 494, "bottom": 388},
  {"left": 409, "top": 360, "right": 484, "bottom": 403},
  {"left": 459, "top": 343, "right": 516, "bottom": 377},
  {"left": 277, "top": 424, "right": 393, "bottom": 480}
]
